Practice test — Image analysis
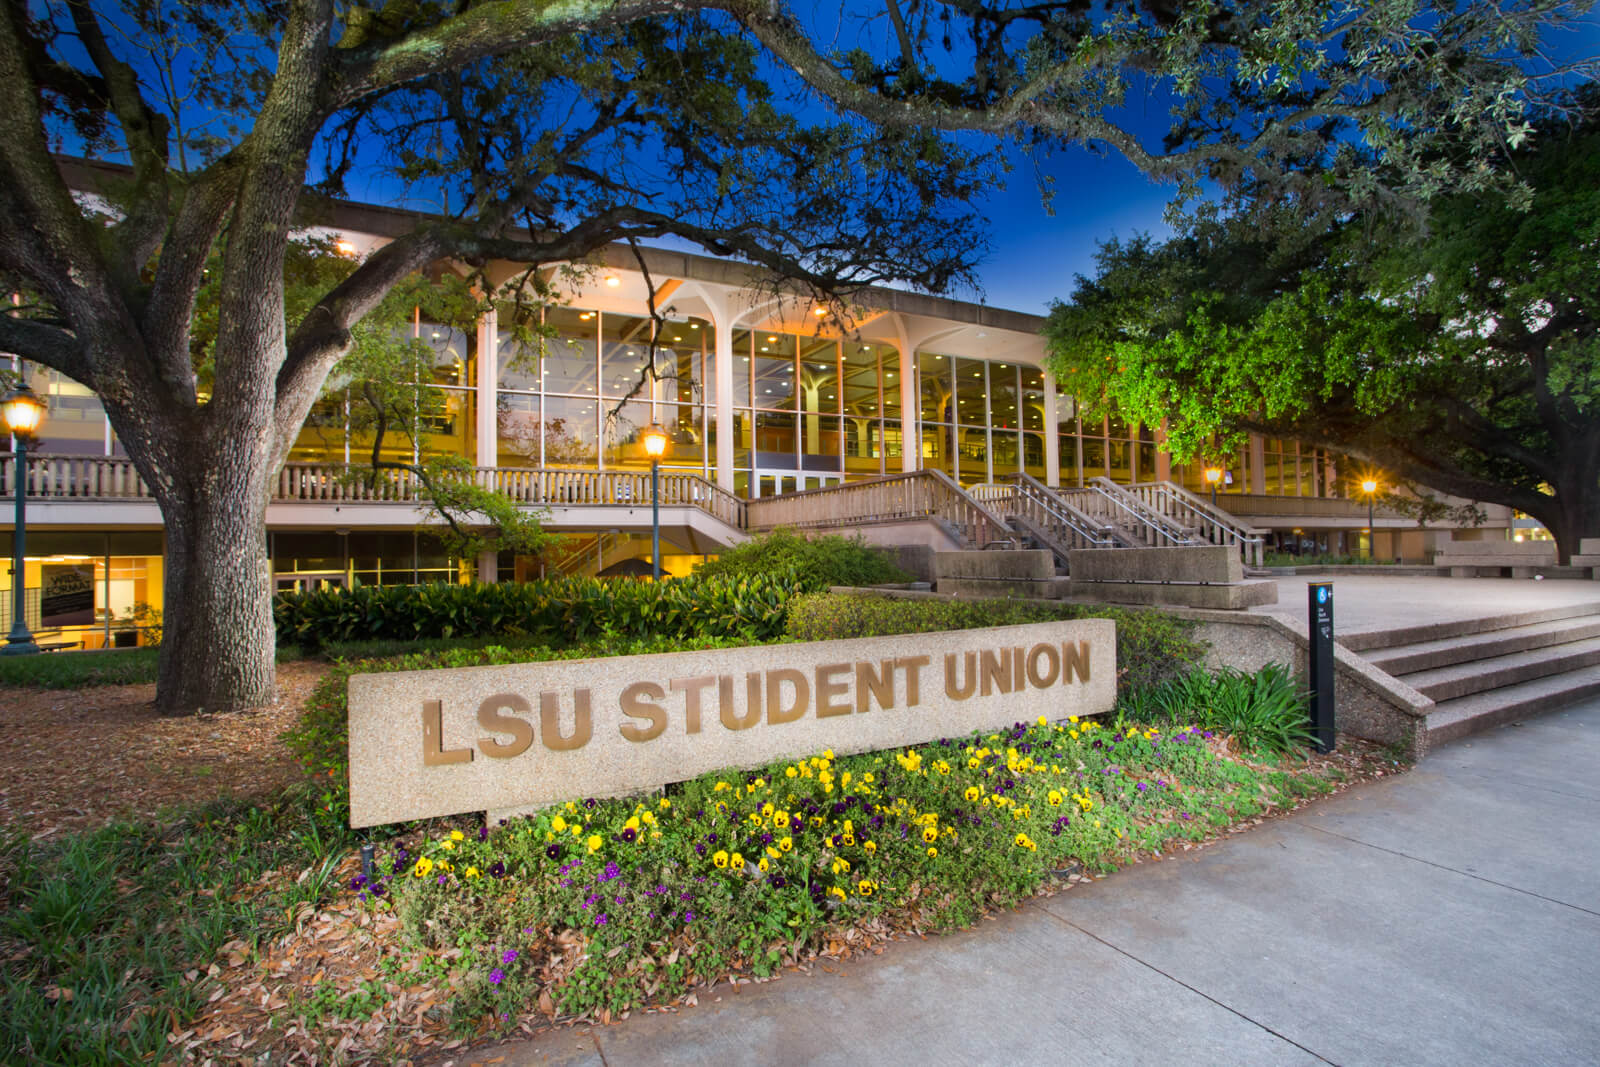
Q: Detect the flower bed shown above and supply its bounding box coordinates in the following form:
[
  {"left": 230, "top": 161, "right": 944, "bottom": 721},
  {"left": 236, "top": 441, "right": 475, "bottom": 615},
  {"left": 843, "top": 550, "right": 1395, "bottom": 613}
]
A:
[{"left": 367, "top": 713, "right": 1340, "bottom": 1029}]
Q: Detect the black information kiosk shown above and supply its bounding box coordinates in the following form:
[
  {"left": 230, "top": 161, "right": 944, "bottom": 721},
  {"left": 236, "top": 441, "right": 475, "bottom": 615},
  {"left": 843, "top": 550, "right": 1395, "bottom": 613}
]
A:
[{"left": 1308, "top": 582, "right": 1335, "bottom": 752}]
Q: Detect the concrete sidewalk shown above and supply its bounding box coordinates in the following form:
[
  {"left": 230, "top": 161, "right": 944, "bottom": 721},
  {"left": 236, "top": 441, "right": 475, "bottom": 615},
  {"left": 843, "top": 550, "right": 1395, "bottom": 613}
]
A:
[{"left": 470, "top": 699, "right": 1600, "bottom": 1067}]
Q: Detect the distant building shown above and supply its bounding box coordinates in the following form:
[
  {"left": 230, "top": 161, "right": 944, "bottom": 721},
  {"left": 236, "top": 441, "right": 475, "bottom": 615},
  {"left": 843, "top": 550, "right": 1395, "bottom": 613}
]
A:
[{"left": 3, "top": 196, "right": 1513, "bottom": 648}]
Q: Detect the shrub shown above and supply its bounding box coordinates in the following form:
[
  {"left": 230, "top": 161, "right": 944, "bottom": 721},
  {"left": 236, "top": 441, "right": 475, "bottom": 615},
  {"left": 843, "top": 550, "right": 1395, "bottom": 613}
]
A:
[
  {"left": 784, "top": 593, "right": 1204, "bottom": 696},
  {"left": 273, "top": 571, "right": 804, "bottom": 650},
  {"left": 1116, "top": 663, "right": 1315, "bottom": 754},
  {"left": 693, "top": 528, "right": 910, "bottom": 591}
]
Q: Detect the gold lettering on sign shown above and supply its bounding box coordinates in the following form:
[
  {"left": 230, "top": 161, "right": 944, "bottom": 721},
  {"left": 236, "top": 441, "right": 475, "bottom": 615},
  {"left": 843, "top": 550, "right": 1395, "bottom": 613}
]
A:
[
  {"left": 718, "top": 674, "right": 762, "bottom": 730},
  {"left": 898, "top": 655, "right": 929, "bottom": 706},
  {"left": 855, "top": 659, "right": 895, "bottom": 714},
  {"left": 944, "top": 651, "right": 977, "bottom": 700},
  {"left": 1026, "top": 642, "right": 1060, "bottom": 688},
  {"left": 477, "top": 693, "right": 534, "bottom": 758},
  {"left": 766, "top": 669, "right": 810, "bottom": 725},
  {"left": 670, "top": 675, "right": 716, "bottom": 734},
  {"left": 540, "top": 690, "right": 593, "bottom": 750},
  {"left": 1062, "top": 641, "right": 1091, "bottom": 684},
  {"left": 619, "top": 682, "right": 667, "bottom": 742},
  {"left": 815, "top": 663, "right": 852, "bottom": 718},
  {"left": 421, "top": 700, "right": 472, "bottom": 766},
  {"left": 979, "top": 647, "right": 1012, "bottom": 696}
]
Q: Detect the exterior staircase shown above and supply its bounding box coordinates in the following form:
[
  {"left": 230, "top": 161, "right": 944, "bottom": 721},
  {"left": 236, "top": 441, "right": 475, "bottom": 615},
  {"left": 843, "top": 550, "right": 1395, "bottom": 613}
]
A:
[{"left": 1345, "top": 603, "right": 1600, "bottom": 747}]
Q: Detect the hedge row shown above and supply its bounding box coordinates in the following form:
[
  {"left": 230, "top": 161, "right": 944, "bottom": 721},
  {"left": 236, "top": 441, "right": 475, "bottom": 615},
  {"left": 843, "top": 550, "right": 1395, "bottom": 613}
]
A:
[
  {"left": 783, "top": 592, "right": 1204, "bottom": 694},
  {"left": 273, "top": 572, "right": 805, "bottom": 650}
]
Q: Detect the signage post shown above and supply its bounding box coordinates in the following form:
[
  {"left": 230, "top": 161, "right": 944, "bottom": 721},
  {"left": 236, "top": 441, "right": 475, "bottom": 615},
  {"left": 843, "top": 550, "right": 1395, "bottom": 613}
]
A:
[{"left": 1307, "top": 582, "right": 1335, "bottom": 752}]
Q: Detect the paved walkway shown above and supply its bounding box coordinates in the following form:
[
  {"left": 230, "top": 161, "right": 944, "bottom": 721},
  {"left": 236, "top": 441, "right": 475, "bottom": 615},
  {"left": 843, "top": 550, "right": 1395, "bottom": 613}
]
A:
[
  {"left": 474, "top": 698, "right": 1600, "bottom": 1067},
  {"left": 1248, "top": 574, "right": 1600, "bottom": 638}
]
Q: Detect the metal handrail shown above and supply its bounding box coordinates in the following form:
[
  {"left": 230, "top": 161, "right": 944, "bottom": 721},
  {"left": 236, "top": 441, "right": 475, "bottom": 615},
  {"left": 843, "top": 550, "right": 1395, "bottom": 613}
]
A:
[
  {"left": 996, "top": 474, "right": 1122, "bottom": 549},
  {"left": 1087, "top": 477, "right": 1200, "bottom": 546},
  {"left": 1126, "top": 481, "right": 1266, "bottom": 566}
]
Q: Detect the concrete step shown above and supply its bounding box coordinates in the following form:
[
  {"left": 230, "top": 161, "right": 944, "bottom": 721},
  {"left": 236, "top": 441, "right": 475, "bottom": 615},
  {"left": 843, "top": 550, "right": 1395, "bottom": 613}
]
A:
[
  {"left": 1338, "top": 601, "right": 1600, "bottom": 653},
  {"left": 1365, "top": 616, "right": 1600, "bottom": 674},
  {"left": 1400, "top": 636, "right": 1600, "bottom": 702},
  {"left": 1425, "top": 666, "right": 1600, "bottom": 747}
]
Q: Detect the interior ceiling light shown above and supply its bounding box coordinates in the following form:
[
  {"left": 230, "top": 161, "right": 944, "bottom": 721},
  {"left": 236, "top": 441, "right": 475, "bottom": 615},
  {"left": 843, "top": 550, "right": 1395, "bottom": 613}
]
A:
[
  {"left": 605, "top": 275, "right": 621, "bottom": 287},
  {"left": 813, "top": 307, "right": 826, "bottom": 317}
]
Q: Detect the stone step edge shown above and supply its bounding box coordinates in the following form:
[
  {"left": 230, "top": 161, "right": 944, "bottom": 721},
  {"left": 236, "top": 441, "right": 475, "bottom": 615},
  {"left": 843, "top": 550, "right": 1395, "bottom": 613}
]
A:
[
  {"left": 1410, "top": 641, "right": 1600, "bottom": 702},
  {"left": 1424, "top": 669, "right": 1600, "bottom": 747},
  {"left": 1367, "top": 617, "right": 1600, "bottom": 674},
  {"left": 1339, "top": 601, "right": 1600, "bottom": 653}
]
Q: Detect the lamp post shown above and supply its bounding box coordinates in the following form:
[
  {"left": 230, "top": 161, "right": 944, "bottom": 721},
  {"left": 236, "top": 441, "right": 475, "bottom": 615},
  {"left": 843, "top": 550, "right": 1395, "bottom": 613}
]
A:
[
  {"left": 642, "top": 425, "right": 669, "bottom": 580},
  {"left": 1204, "top": 466, "right": 1223, "bottom": 507},
  {"left": 1361, "top": 478, "right": 1378, "bottom": 560},
  {"left": 3, "top": 381, "right": 46, "bottom": 656}
]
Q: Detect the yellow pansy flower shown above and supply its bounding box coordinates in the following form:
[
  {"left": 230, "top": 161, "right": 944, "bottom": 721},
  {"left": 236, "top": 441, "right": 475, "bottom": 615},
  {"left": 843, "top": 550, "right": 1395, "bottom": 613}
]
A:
[
  {"left": 586, "top": 834, "right": 603, "bottom": 852},
  {"left": 551, "top": 816, "right": 567, "bottom": 833}
]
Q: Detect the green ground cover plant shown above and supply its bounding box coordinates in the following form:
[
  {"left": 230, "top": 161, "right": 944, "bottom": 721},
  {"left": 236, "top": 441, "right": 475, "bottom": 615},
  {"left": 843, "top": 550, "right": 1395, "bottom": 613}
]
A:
[
  {"left": 0, "top": 786, "right": 356, "bottom": 1063},
  {"left": 692, "top": 529, "right": 911, "bottom": 590},
  {"left": 1262, "top": 552, "right": 1399, "bottom": 567},
  {"left": 0, "top": 644, "right": 306, "bottom": 691},
  {"left": 784, "top": 593, "right": 1205, "bottom": 694}
]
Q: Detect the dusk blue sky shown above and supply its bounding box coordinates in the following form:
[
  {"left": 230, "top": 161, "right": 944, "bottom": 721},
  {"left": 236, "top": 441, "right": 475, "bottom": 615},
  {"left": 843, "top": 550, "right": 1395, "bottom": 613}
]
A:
[{"left": 956, "top": 145, "right": 1177, "bottom": 316}]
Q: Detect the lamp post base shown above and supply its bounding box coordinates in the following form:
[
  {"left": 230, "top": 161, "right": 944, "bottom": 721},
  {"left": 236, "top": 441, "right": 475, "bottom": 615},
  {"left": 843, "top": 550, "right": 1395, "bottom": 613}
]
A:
[{"left": 1, "top": 629, "right": 41, "bottom": 656}]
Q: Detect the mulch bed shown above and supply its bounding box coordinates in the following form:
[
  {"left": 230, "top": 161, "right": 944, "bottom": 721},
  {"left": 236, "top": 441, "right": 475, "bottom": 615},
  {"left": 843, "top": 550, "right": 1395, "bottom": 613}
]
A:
[{"left": 0, "top": 661, "right": 327, "bottom": 839}]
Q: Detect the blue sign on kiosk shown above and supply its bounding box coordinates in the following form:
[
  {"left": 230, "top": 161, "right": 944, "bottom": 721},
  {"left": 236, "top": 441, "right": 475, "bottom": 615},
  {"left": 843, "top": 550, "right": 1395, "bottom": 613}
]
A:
[{"left": 1308, "top": 582, "right": 1335, "bottom": 752}]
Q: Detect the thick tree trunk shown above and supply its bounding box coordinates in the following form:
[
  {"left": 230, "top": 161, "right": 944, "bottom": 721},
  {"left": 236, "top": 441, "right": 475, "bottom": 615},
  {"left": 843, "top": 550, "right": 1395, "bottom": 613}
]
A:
[
  {"left": 144, "top": 424, "right": 279, "bottom": 714},
  {"left": 154, "top": 485, "right": 276, "bottom": 714},
  {"left": 1540, "top": 488, "right": 1600, "bottom": 566}
]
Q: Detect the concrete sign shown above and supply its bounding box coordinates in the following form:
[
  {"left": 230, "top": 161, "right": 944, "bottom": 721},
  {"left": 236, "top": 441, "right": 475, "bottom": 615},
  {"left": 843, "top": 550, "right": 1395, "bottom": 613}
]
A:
[{"left": 347, "top": 619, "right": 1116, "bottom": 827}]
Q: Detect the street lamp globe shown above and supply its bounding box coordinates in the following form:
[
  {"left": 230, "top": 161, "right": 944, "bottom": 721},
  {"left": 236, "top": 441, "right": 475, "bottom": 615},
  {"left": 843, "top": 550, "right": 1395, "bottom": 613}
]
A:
[
  {"left": 642, "top": 426, "right": 669, "bottom": 458},
  {"left": 1361, "top": 478, "right": 1378, "bottom": 495},
  {"left": 2, "top": 382, "right": 45, "bottom": 434}
]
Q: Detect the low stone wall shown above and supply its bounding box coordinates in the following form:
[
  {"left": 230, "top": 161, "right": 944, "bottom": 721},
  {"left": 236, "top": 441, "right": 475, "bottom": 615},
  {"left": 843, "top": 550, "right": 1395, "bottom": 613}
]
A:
[
  {"left": 1437, "top": 538, "right": 1558, "bottom": 577},
  {"left": 1066, "top": 579, "right": 1278, "bottom": 610},
  {"left": 1069, "top": 545, "right": 1242, "bottom": 583},
  {"left": 934, "top": 549, "right": 1057, "bottom": 599},
  {"left": 1166, "top": 608, "right": 1432, "bottom": 759}
]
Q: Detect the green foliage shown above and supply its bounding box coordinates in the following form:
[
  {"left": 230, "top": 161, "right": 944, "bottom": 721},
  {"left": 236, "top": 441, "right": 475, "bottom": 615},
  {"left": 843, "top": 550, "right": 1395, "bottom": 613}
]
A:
[
  {"left": 1116, "top": 664, "right": 1316, "bottom": 755},
  {"left": 380, "top": 715, "right": 1341, "bottom": 1026},
  {"left": 783, "top": 594, "right": 1204, "bottom": 696},
  {"left": 0, "top": 647, "right": 161, "bottom": 690},
  {"left": 1042, "top": 100, "right": 1600, "bottom": 555},
  {"left": 0, "top": 645, "right": 304, "bottom": 691},
  {"left": 0, "top": 789, "right": 357, "bottom": 1063},
  {"left": 693, "top": 529, "right": 911, "bottom": 591},
  {"left": 273, "top": 572, "right": 804, "bottom": 651}
]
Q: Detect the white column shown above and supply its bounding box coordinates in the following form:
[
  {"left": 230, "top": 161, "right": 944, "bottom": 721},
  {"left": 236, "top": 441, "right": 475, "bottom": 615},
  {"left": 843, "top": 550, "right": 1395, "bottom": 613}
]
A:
[
  {"left": 1248, "top": 433, "right": 1266, "bottom": 494},
  {"left": 1042, "top": 371, "right": 1060, "bottom": 487},
  {"left": 715, "top": 319, "right": 735, "bottom": 491},
  {"left": 477, "top": 549, "right": 497, "bottom": 584},
  {"left": 475, "top": 305, "right": 498, "bottom": 469},
  {"left": 898, "top": 342, "right": 917, "bottom": 473}
]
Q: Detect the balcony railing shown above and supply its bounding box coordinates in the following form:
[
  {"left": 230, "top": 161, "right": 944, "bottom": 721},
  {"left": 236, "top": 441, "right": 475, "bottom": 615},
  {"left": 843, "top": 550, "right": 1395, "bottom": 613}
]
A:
[
  {"left": 3, "top": 454, "right": 746, "bottom": 529},
  {"left": 745, "top": 469, "right": 1014, "bottom": 549}
]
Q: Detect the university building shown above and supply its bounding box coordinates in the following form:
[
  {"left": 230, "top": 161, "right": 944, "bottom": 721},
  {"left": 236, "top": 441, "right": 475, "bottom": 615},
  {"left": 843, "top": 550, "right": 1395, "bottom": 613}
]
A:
[{"left": 2, "top": 199, "right": 1515, "bottom": 649}]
